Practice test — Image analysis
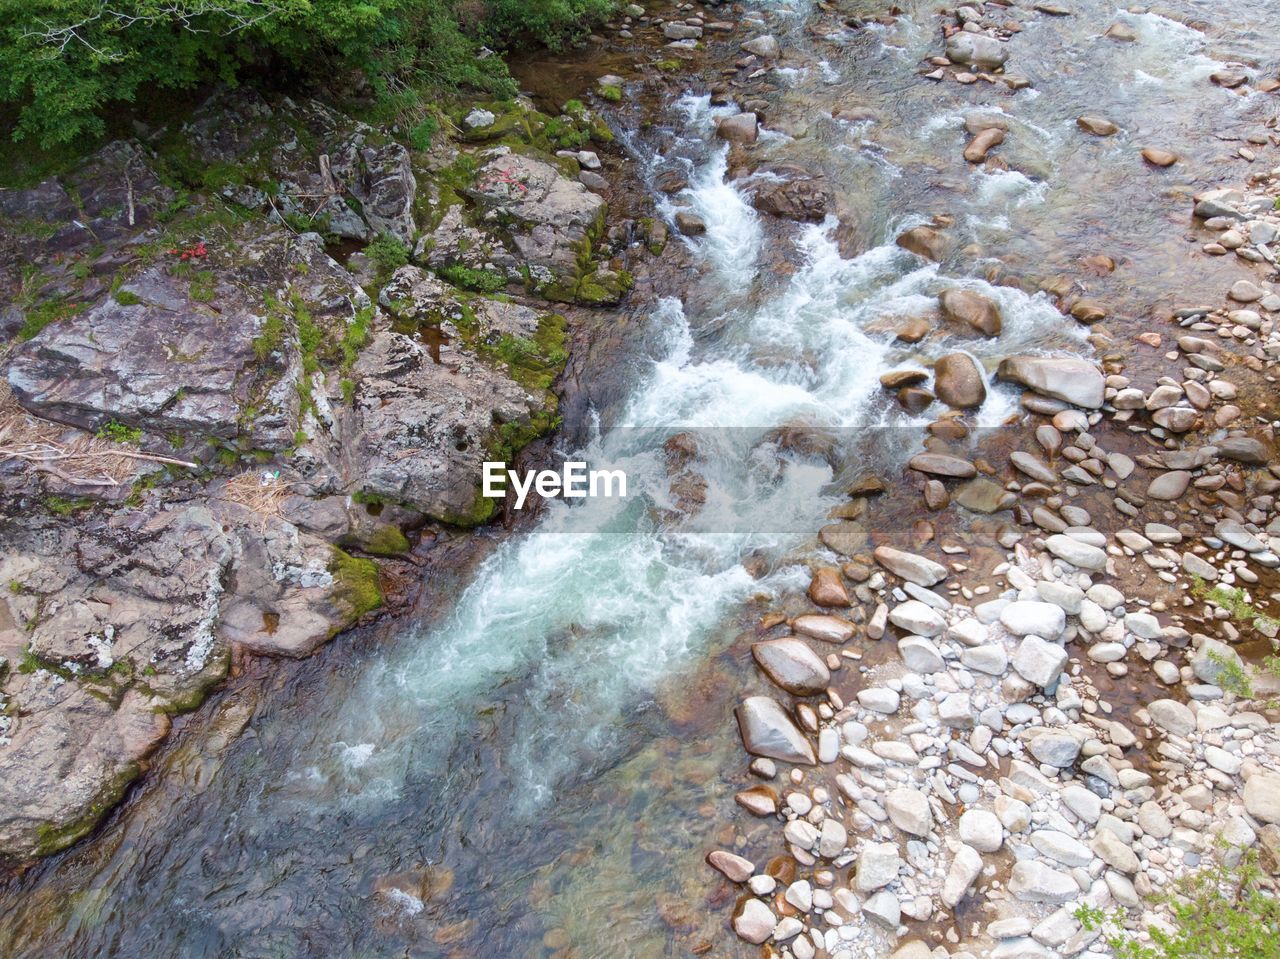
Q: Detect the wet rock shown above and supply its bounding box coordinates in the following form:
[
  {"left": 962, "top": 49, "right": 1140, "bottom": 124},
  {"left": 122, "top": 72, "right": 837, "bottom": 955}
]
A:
[
  {"left": 1077, "top": 116, "right": 1119, "bottom": 136},
  {"left": 964, "top": 127, "right": 1005, "bottom": 163},
  {"left": 934, "top": 353, "right": 987, "bottom": 408},
  {"left": 1146, "top": 470, "right": 1191, "bottom": 501},
  {"left": 717, "top": 113, "right": 760, "bottom": 144},
  {"left": 708, "top": 850, "right": 754, "bottom": 882},
  {"left": 1141, "top": 147, "right": 1178, "bottom": 167},
  {"left": 996, "top": 356, "right": 1104, "bottom": 408},
  {"left": 896, "top": 225, "right": 949, "bottom": 261},
  {"left": 946, "top": 33, "right": 1008, "bottom": 69},
  {"left": 1216, "top": 436, "right": 1269, "bottom": 463},
  {"left": 873, "top": 546, "right": 947, "bottom": 586},
  {"left": 675, "top": 211, "right": 707, "bottom": 235},
  {"left": 742, "top": 35, "right": 780, "bottom": 58},
  {"left": 819, "top": 521, "right": 868, "bottom": 557},
  {"left": 954, "top": 478, "right": 1013, "bottom": 514},
  {"left": 752, "top": 639, "right": 831, "bottom": 696},
  {"left": 793, "top": 614, "right": 856, "bottom": 644},
  {"left": 940, "top": 289, "right": 1003, "bottom": 337},
  {"left": 909, "top": 453, "right": 977, "bottom": 478},
  {"left": 808, "top": 567, "right": 851, "bottom": 606},
  {"left": 752, "top": 175, "right": 830, "bottom": 221},
  {"left": 735, "top": 696, "right": 817, "bottom": 764}
]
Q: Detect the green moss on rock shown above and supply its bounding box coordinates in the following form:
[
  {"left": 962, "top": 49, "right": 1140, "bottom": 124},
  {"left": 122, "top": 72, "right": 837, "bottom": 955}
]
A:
[{"left": 328, "top": 548, "right": 382, "bottom": 619}]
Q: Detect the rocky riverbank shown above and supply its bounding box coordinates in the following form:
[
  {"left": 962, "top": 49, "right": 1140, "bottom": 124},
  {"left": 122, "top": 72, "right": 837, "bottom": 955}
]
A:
[
  {"left": 682, "top": 4, "right": 1280, "bottom": 959},
  {"left": 0, "top": 84, "right": 634, "bottom": 861}
]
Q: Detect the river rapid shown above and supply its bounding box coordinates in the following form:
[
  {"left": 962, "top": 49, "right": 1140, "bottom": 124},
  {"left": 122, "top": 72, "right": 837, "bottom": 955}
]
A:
[{"left": 3, "top": 1, "right": 1280, "bottom": 956}]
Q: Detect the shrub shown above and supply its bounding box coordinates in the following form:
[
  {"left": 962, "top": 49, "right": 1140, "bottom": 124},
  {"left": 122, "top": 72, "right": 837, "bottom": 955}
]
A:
[
  {"left": 96, "top": 420, "right": 143, "bottom": 444},
  {"left": 1074, "top": 847, "right": 1280, "bottom": 959},
  {"left": 439, "top": 263, "right": 506, "bottom": 293},
  {"left": 0, "top": 1, "right": 619, "bottom": 149},
  {"left": 365, "top": 233, "right": 411, "bottom": 275}
]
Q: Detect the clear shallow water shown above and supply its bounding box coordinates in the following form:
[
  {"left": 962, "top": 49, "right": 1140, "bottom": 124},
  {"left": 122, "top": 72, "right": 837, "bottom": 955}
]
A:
[{"left": 5, "top": 1, "right": 1280, "bottom": 956}]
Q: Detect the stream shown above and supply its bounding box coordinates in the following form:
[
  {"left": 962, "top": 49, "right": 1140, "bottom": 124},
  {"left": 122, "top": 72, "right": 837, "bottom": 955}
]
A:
[{"left": 3, "top": 1, "right": 1280, "bottom": 956}]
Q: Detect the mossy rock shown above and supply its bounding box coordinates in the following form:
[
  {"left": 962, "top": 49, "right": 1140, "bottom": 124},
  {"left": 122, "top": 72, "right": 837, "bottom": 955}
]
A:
[
  {"left": 328, "top": 548, "right": 382, "bottom": 621},
  {"left": 359, "top": 524, "right": 411, "bottom": 557}
]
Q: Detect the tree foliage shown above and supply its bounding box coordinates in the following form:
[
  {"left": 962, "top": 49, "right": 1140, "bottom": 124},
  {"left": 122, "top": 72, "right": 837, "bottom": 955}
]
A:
[{"left": 0, "top": 0, "right": 616, "bottom": 147}]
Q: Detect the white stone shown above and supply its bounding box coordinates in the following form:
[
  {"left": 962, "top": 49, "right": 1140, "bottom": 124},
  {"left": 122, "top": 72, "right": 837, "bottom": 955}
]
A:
[
  {"left": 889, "top": 600, "right": 946, "bottom": 637},
  {"left": 962, "top": 644, "right": 1008, "bottom": 675},
  {"left": 733, "top": 899, "right": 776, "bottom": 943},
  {"left": 941, "top": 843, "right": 983, "bottom": 907},
  {"left": 1013, "top": 635, "right": 1069, "bottom": 687},
  {"left": 1008, "top": 861, "right": 1078, "bottom": 903},
  {"left": 898, "top": 636, "right": 945, "bottom": 673},
  {"left": 958, "top": 809, "right": 1003, "bottom": 851},
  {"left": 855, "top": 841, "right": 902, "bottom": 891},
  {"left": 886, "top": 787, "right": 932, "bottom": 837},
  {"left": 1000, "top": 601, "right": 1066, "bottom": 638}
]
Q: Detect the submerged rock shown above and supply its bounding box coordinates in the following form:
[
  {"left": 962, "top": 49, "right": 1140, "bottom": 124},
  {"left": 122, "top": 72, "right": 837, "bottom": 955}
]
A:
[{"left": 940, "top": 289, "right": 1003, "bottom": 337}]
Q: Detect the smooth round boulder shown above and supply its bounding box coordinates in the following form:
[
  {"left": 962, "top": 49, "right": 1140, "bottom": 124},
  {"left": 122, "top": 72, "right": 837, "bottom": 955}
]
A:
[
  {"left": 940, "top": 288, "right": 1002, "bottom": 337},
  {"left": 934, "top": 353, "right": 987, "bottom": 409},
  {"left": 752, "top": 638, "right": 831, "bottom": 696}
]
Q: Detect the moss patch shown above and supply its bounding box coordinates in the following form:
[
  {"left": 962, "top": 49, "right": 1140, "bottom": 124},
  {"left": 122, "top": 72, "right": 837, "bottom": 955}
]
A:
[{"left": 328, "top": 548, "right": 382, "bottom": 620}]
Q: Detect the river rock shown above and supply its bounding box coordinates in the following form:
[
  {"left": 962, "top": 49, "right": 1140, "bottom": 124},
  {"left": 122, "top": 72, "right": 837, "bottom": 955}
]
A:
[
  {"left": 733, "top": 898, "right": 776, "bottom": 943},
  {"left": 886, "top": 787, "right": 932, "bottom": 836},
  {"left": 1141, "top": 147, "right": 1178, "bottom": 167},
  {"left": 1244, "top": 773, "right": 1280, "bottom": 824},
  {"left": 752, "top": 173, "right": 830, "bottom": 221},
  {"left": 819, "top": 522, "right": 869, "bottom": 556},
  {"left": 1148, "top": 699, "right": 1194, "bottom": 737},
  {"left": 793, "top": 614, "right": 856, "bottom": 644},
  {"left": 1028, "top": 731, "right": 1080, "bottom": 767},
  {"left": 735, "top": 696, "right": 816, "bottom": 764},
  {"left": 942, "top": 844, "right": 984, "bottom": 907},
  {"left": 1012, "top": 635, "right": 1068, "bottom": 687},
  {"left": 964, "top": 128, "right": 1005, "bottom": 163},
  {"left": 742, "top": 35, "right": 780, "bottom": 58},
  {"left": 946, "top": 33, "right": 1009, "bottom": 69},
  {"left": 1147, "top": 470, "right": 1191, "bottom": 501},
  {"left": 856, "top": 841, "right": 902, "bottom": 891},
  {"left": 1031, "top": 830, "right": 1092, "bottom": 867},
  {"left": 708, "top": 850, "right": 754, "bottom": 882},
  {"left": 1000, "top": 601, "right": 1066, "bottom": 638},
  {"left": 1191, "top": 637, "right": 1243, "bottom": 685},
  {"left": 890, "top": 601, "right": 947, "bottom": 637},
  {"left": 909, "top": 453, "right": 977, "bottom": 478},
  {"left": 1044, "top": 534, "right": 1107, "bottom": 571},
  {"left": 934, "top": 353, "right": 987, "bottom": 408},
  {"left": 1216, "top": 436, "right": 1269, "bottom": 463},
  {"left": 940, "top": 288, "right": 1003, "bottom": 337},
  {"left": 1092, "top": 830, "right": 1139, "bottom": 873},
  {"left": 1009, "top": 861, "right": 1078, "bottom": 903},
  {"left": 896, "top": 225, "right": 949, "bottom": 261},
  {"left": 899, "top": 636, "right": 945, "bottom": 673},
  {"left": 959, "top": 809, "right": 1004, "bottom": 852},
  {"left": 717, "top": 113, "right": 760, "bottom": 144},
  {"left": 873, "top": 546, "right": 947, "bottom": 586},
  {"left": 996, "top": 356, "right": 1104, "bottom": 408},
  {"left": 1077, "top": 116, "right": 1119, "bottom": 136},
  {"left": 752, "top": 639, "right": 831, "bottom": 696},
  {"left": 808, "top": 567, "right": 851, "bottom": 606}
]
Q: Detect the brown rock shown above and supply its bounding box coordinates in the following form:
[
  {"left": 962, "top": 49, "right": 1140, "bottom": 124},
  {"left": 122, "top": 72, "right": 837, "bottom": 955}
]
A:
[
  {"left": 909, "top": 453, "right": 977, "bottom": 478},
  {"left": 933, "top": 353, "right": 987, "bottom": 409},
  {"left": 1141, "top": 147, "right": 1178, "bottom": 167},
  {"left": 894, "top": 316, "right": 933, "bottom": 343},
  {"left": 880, "top": 369, "right": 929, "bottom": 389},
  {"left": 940, "top": 288, "right": 1003, "bottom": 337},
  {"left": 897, "top": 387, "right": 934, "bottom": 412},
  {"left": 717, "top": 113, "right": 760, "bottom": 144},
  {"left": 964, "top": 127, "right": 1005, "bottom": 163},
  {"left": 1070, "top": 299, "right": 1107, "bottom": 323},
  {"left": 808, "top": 567, "right": 851, "bottom": 606},
  {"left": 896, "top": 225, "right": 949, "bottom": 261},
  {"left": 1077, "top": 116, "right": 1119, "bottom": 136}
]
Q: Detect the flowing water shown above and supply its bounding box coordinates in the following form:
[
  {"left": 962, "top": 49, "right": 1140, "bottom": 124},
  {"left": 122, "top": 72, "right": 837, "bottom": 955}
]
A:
[{"left": 4, "top": 1, "right": 1280, "bottom": 956}]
